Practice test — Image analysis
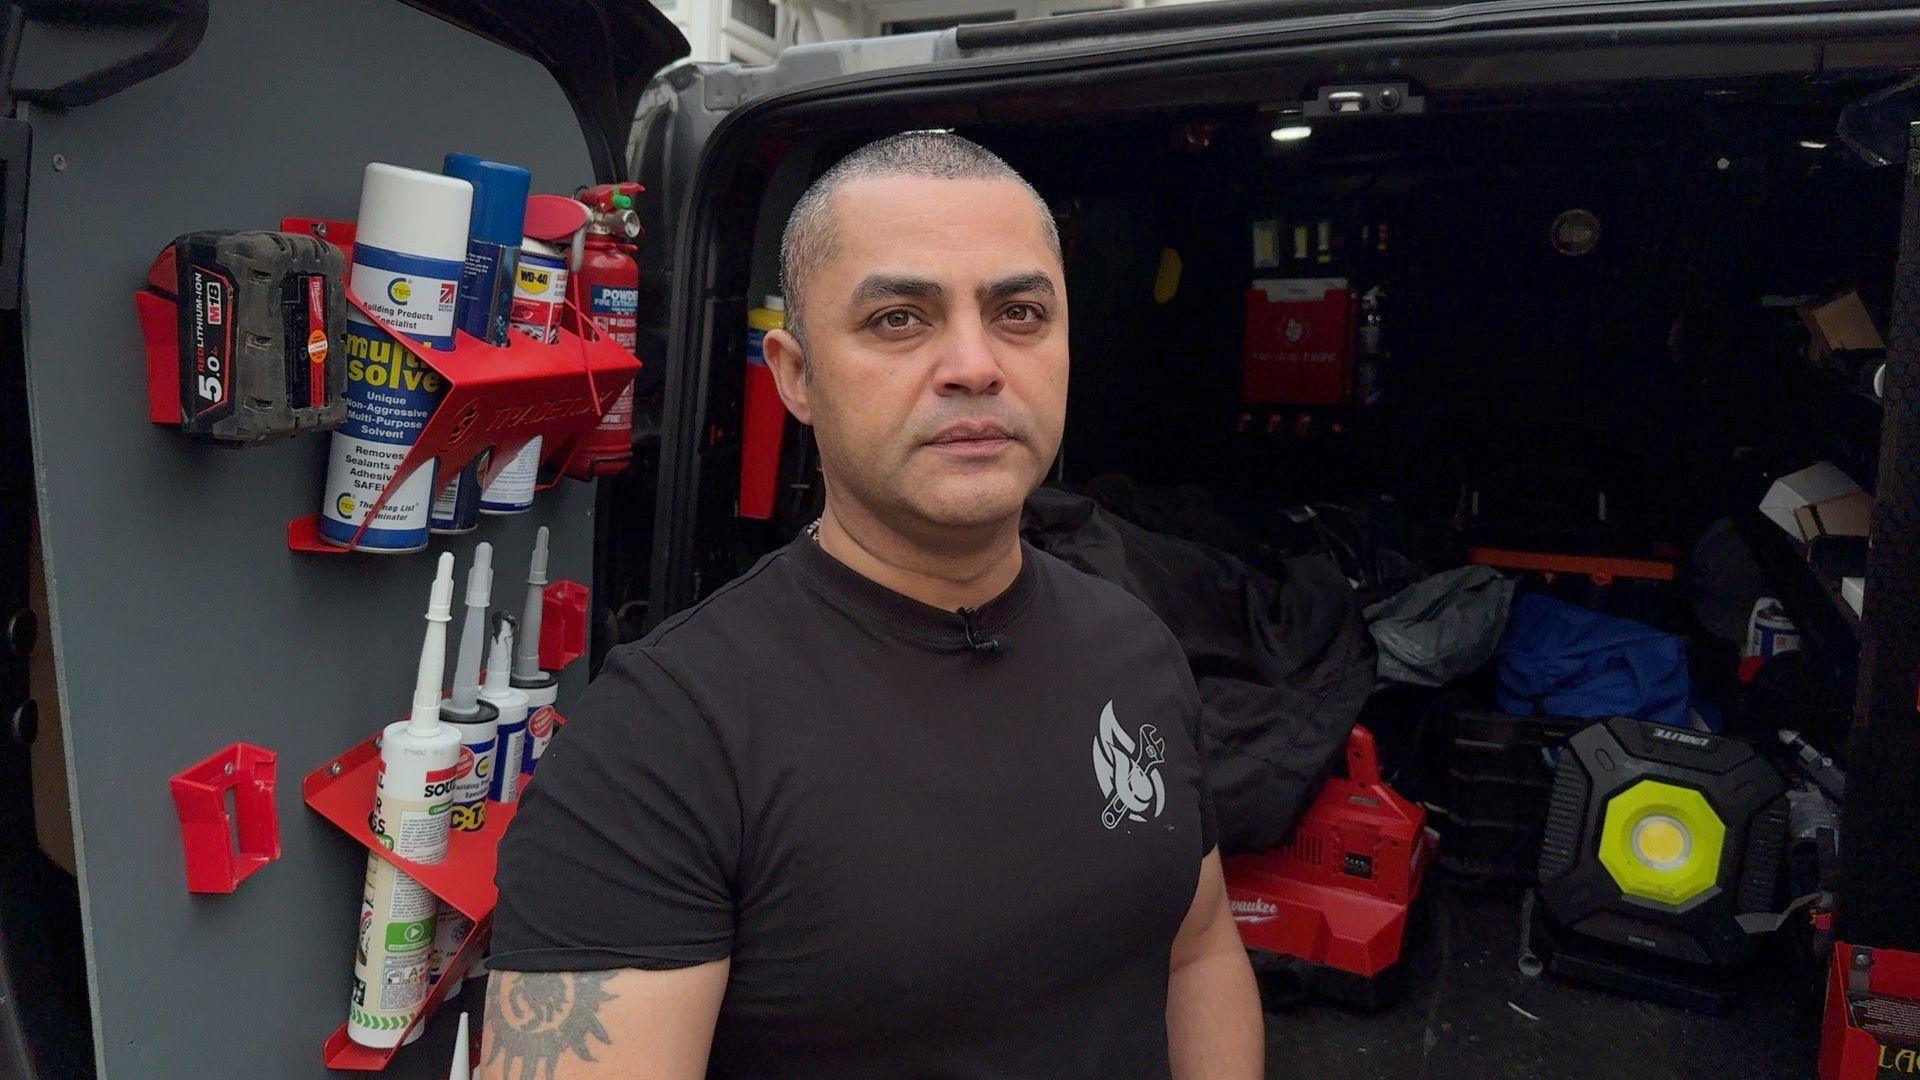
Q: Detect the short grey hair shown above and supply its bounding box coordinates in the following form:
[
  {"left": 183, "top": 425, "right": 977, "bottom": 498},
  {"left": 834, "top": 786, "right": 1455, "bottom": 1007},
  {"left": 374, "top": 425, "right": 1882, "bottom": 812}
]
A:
[{"left": 778, "top": 131, "right": 1061, "bottom": 349}]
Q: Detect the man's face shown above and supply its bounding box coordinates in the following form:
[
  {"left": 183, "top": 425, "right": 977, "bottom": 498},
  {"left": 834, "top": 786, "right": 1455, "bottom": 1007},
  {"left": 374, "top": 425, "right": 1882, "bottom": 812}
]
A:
[{"left": 765, "top": 174, "right": 1068, "bottom": 539}]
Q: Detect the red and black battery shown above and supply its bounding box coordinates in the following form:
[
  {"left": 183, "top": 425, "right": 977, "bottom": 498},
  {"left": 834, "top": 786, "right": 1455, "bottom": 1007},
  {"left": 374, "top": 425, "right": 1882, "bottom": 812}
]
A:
[
  {"left": 136, "top": 230, "right": 348, "bottom": 445},
  {"left": 1222, "top": 725, "right": 1437, "bottom": 1008}
]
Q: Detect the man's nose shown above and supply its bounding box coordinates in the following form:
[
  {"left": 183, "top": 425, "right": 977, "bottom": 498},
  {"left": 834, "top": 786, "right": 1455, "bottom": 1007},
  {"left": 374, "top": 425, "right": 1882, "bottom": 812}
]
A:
[{"left": 934, "top": 317, "right": 1006, "bottom": 396}]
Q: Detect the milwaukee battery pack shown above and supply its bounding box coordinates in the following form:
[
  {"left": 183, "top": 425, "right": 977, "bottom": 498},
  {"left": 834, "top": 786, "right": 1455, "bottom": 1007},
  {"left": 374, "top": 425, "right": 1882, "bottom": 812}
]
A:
[{"left": 140, "top": 231, "right": 348, "bottom": 445}]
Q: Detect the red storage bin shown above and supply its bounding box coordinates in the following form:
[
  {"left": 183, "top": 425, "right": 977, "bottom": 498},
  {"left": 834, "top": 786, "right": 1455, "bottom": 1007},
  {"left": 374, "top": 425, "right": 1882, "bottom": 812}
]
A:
[{"left": 1243, "top": 278, "right": 1358, "bottom": 406}]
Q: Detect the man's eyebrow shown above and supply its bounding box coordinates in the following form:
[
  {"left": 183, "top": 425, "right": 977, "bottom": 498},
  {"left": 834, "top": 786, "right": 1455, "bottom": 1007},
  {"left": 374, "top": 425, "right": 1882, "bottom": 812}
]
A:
[
  {"left": 978, "top": 272, "right": 1056, "bottom": 302},
  {"left": 848, "top": 274, "right": 944, "bottom": 307}
]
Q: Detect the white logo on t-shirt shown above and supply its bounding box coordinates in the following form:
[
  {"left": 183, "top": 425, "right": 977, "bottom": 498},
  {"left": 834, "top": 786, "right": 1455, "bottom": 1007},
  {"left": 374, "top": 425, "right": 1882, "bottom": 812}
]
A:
[{"left": 1093, "top": 700, "right": 1167, "bottom": 829}]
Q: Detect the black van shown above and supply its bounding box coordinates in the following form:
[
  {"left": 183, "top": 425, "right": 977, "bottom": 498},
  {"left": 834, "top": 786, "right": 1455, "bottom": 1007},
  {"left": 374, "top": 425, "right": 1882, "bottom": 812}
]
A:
[{"left": 602, "top": 2, "right": 1920, "bottom": 1075}]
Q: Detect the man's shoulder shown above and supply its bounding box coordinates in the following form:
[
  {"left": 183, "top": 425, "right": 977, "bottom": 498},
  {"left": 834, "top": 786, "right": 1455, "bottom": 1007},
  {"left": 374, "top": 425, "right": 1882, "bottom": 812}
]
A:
[
  {"left": 1027, "top": 543, "right": 1180, "bottom": 649},
  {"left": 633, "top": 543, "right": 807, "bottom": 664}
]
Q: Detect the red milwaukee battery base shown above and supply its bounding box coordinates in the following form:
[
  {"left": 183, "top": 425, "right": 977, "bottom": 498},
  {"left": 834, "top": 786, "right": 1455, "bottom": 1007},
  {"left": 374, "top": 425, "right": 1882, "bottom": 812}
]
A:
[
  {"left": 1822, "top": 942, "right": 1920, "bottom": 1078},
  {"left": 1223, "top": 726, "right": 1436, "bottom": 1008}
]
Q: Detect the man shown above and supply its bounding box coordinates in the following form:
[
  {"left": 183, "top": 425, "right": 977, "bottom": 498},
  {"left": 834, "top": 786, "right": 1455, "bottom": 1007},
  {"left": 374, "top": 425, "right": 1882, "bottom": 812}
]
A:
[{"left": 484, "top": 131, "right": 1264, "bottom": 1078}]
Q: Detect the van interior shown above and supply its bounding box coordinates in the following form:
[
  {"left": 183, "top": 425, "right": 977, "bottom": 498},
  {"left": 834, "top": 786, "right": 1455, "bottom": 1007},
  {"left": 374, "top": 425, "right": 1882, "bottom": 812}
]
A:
[{"left": 607, "top": 59, "right": 1918, "bottom": 1075}]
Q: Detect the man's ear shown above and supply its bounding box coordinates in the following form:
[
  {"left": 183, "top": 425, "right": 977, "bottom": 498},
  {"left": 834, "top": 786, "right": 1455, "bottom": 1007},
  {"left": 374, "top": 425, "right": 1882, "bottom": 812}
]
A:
[{"left": 763, "top": 328, "right": 813, "bottom": 425}]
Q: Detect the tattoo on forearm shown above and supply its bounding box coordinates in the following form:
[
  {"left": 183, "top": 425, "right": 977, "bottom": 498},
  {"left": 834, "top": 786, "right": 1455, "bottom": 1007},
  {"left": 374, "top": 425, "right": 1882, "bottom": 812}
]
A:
[{"left": 486, "top": 972, "right": 618, "bottom": 1079}]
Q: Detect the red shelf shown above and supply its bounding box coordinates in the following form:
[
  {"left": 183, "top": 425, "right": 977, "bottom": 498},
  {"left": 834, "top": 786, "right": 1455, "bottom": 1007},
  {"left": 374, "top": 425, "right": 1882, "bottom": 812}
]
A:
[
  {"left": 280, "top": 217, "right": 641, "bottom": 555},
  {"left": 305, "top": 734, "right": 519, "bottom": 924},
  {"left": 304, "top": 731, "right": 522, "bottom": 1071}
]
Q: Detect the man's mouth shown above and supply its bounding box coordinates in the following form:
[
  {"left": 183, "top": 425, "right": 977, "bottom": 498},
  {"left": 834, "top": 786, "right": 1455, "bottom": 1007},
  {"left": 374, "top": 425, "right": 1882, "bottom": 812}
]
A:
[{"left": 925, "top": 421, "right": 1017, "bottom": 457}]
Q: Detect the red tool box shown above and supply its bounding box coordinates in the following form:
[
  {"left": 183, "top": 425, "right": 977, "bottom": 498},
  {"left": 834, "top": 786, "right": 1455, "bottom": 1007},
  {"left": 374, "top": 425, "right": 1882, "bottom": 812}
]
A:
[
  {"left": 1223, "top": 725, "right": 1437, "bottom": 1007},
  {"left": 1242, "top": 278, "right": 1358, "bottom": 406},
  {"left": 1823, "top": 942, "right": 1920, "bottom": 1078}
]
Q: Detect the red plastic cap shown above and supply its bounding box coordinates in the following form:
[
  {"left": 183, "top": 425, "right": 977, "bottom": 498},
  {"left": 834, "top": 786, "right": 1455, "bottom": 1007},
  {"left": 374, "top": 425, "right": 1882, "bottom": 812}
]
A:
[{"left": 524, "top": 195, "right": 591, "bottom": 242}]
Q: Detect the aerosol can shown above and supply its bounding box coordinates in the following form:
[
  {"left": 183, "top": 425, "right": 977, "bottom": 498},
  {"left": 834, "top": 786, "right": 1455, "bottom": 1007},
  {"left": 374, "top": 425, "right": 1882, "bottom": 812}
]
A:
[
  {"left": 567, "top": 183, "right": 644, "bottom": 479},
  {"left": 348, "top": 554, "right": 461, "bottom": 1047}
]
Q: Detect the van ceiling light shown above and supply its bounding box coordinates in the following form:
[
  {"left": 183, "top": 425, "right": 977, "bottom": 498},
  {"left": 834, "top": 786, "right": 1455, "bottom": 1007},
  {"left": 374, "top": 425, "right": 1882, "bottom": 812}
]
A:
[
  {"left": 1800, "top": 139, "right": 1830, "bottom": 150},
  {"left": 1271, "top": 125, "right": 1313, "bottom": 143}
]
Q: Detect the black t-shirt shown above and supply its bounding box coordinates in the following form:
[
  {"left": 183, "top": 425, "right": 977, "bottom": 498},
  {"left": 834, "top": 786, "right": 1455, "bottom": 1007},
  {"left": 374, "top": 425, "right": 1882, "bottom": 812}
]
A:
[{"left": 492, "top": 535, "right": 1217, "bottom": 1077}]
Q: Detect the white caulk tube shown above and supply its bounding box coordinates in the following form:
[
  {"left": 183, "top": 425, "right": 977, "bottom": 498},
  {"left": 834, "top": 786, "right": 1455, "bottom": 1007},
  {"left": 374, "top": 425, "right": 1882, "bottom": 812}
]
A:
[
  {"left": 483, "top": 615, "right": 532, "bottom": 804},
  {"left": 430, "top": 544, "right": 499, "bottom": 998},
  {"left": 441, "top": 542, "right": 501, "bottom": 824},
  {"left": 348, "top": 554, "right": 463, "bottom": 1048},
  {"left": 513, "top": 526, "right": 560, "bottom": 775}
]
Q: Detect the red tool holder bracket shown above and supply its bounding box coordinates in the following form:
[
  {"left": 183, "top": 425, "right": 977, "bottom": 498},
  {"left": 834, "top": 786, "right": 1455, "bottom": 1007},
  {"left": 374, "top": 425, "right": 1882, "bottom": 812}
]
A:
[
  {"left": 285, "top": 286, "right": 639, "bottom": 552},
  {"left": 129, "top": 215, "right": 638, "bottom": 554},
  {"left": 170, "top": 743, "right": 281, "bottom": 894},
  {"left": 305, "top": 733, "right": 519, "bottom": 1071},
  {"left": 540, "top": 579, "right": 590, "bottom": 672}
]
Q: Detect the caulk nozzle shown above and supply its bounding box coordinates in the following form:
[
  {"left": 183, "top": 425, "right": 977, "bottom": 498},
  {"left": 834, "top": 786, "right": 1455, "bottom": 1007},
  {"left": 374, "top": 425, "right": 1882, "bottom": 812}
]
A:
[
  {"left": 409, "top": 553, "right": 458, "bottom": 734},
  {"left": 447, "top": 543, "right": 495, "bottom": 715},
  {"left": 449, "top": 1011, "right": 471, "bottom": 1080},
  {"left": 529, "top": 526, "right": 550, "bottom": 586},
  {"left": 514, "top": 528, "right": 549, "bottom": 680},
  {"left": 427, "top": 552, "right": 456, "bottom": 623},
  {"left": 485, "top": 617, "right": 516, "bottom": 696},
  {"left": 465, "top": 543, "right": 493, "bottom": 606}
]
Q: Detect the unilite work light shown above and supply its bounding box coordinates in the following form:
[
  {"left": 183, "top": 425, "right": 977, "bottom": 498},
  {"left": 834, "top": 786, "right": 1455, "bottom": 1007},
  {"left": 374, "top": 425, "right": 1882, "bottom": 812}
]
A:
[{"left": 1534, "top": 717, "right": 1789, "bottom": 1011}]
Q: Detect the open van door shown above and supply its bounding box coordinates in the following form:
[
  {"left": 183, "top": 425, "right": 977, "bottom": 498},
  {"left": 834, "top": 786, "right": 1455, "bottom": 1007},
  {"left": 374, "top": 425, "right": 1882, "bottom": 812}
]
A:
[
  {"left": 623, "top": 2, "right": 1920, "bottom": 1064},
  {"left": 2, "top": 3, "right": 682, "bottom": 1077}
]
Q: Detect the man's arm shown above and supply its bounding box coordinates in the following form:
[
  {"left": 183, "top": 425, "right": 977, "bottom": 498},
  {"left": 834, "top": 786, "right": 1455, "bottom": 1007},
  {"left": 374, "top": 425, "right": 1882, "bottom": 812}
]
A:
[
  {"left": 1167, "top": 849, "right": 1263, "bottom": 1079},
  {"left": 480, "top": 959, "right": 730, "bottom": 1080}
]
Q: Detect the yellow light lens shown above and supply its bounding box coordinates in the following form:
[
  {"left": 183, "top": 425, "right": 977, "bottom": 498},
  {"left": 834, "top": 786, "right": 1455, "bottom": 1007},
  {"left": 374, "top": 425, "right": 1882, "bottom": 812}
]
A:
[
  {"left": 1632, "top": 816, "right": 1690, "bottom": 869},
  {"left": 1599, "top": 780, "right": 1726, "bottom": 906}
]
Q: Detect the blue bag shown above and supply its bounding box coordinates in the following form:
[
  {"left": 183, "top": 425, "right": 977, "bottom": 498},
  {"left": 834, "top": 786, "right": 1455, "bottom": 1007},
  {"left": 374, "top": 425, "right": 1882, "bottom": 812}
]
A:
[{"left": 1497, "top": 593, "right": 1691, "bottom": 728}]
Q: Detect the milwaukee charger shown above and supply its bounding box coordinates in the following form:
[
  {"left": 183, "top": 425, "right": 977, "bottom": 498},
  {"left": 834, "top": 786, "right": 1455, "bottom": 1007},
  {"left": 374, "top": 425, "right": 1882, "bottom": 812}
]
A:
[{"left": 1223, "top": 726, "right": 1437, "bottom": 1008}]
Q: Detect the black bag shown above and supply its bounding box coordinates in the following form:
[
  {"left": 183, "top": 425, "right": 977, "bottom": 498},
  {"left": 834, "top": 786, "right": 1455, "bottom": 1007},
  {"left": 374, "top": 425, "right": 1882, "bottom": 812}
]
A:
[{"left": 1023, "top": 488, "right": 1375, "bottom": 852}]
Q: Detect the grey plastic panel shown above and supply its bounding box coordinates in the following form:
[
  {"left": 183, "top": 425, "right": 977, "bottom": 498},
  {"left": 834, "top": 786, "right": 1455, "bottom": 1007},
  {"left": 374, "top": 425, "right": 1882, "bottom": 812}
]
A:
[{"left": 19, "top": 2, "right": 604, "bottom": 1076}]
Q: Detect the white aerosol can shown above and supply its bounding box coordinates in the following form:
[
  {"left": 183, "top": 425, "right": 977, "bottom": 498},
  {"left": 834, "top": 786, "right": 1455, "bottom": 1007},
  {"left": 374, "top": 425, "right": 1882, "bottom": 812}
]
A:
[
  {"left": 348, "top": 554, "right": 462, "bottom": 1047},
  {"left": 320, "top": 164, "right": 472, "bottom": 551},
  {"left": 483, "top": 616, "right": 532, "bottom": 804}
]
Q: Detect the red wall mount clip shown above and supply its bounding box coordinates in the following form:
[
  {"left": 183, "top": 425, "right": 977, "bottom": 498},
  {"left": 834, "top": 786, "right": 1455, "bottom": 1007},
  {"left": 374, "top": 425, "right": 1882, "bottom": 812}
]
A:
[
  {"left": 539, "top": 579, "right": 590, "bottom": 672},
  {"left": 170, "top": 743, "right": 280, "bottom": 894}
]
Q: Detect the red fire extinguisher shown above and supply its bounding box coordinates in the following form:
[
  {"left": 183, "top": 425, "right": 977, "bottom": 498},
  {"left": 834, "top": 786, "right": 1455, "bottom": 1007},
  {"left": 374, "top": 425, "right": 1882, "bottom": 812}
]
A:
[{"left": 567, "top": 183, "right": 644, "bottom": 479}]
